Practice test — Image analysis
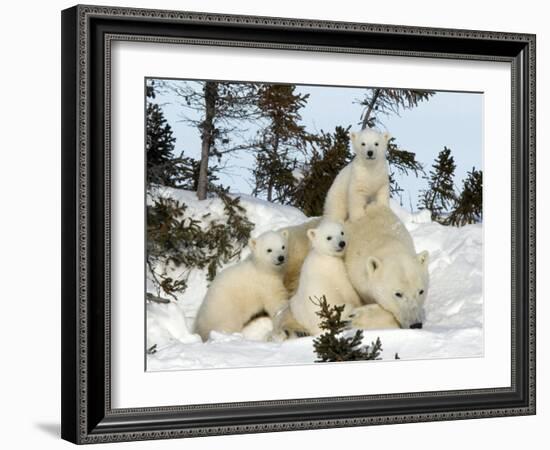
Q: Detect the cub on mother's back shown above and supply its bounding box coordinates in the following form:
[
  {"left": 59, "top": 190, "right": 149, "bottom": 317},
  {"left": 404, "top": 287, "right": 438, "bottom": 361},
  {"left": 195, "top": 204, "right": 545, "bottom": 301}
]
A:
[{"left": 324, "top": 128, "right": 391, "bottom": 223}]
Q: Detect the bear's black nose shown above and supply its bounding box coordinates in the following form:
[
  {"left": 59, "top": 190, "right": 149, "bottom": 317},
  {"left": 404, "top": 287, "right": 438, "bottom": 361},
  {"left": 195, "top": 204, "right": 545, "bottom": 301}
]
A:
[
  {"left": 410, "top": 322, "right": 423, "bottom": 329},
  {"left": 339, "top": 241, "right": 346, "bottom": 248},
  {"left": 278, "top": 255, "right": 285, "bottom": 262},
  {"left": 367, "top": 150, "right": 374, "bottom": 157}
]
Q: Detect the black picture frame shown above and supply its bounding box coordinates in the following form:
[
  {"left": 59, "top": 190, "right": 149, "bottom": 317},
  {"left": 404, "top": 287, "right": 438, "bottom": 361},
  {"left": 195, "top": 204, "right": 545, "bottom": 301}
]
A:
[{"left": 61, "top": 4, "right": 536, "bottom": 444}]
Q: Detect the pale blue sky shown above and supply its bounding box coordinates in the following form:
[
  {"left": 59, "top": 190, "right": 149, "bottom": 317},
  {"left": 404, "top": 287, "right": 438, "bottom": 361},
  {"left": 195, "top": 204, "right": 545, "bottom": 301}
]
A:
[{"left": 150, "top": 79, "right": 482, "bottom": 211}]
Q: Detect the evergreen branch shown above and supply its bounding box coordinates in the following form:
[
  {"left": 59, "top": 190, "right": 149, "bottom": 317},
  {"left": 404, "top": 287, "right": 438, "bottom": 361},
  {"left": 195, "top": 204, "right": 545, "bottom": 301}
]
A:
[{"left": 312, "top": 296, "right": 386, "bottom": 363}]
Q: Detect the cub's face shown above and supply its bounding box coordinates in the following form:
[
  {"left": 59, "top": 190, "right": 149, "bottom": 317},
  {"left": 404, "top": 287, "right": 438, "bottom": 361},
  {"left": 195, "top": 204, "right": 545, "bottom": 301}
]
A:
[
  {"left": 350, "top": 129, "right": 391, "bottom": 164},
  {"left": 365, "top": 251, "right": 429, "bottom": 329},
  {"left": 249, "top": 230, "right": 289, "bottom": 270},
  {"left": 307, "top": 221, "right": 347, "bottom": 258}
]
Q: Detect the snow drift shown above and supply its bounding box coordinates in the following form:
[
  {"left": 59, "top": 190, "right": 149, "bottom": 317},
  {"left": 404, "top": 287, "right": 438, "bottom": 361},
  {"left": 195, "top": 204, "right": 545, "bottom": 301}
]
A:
[{"left": 146, "top": 187, "right": 483, "bottom": 371}]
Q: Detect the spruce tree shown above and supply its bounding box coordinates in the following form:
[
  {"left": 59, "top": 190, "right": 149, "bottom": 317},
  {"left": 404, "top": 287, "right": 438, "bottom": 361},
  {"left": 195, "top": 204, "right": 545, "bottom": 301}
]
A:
[
  {"left": 146, "top": 85, "right": 177, "bottom": 186},
  {"left": 202, "top": 187, "right": 255, "bottom": 281},
  {"left": 291, "top": 126, "right": 352, "bottom": 216},
  {"left": 312, "top": 296, "right": 383, "bottom": 363},
  {"left": 162, "top": 80, "right": 261, "bottom": 200},
  {"left": 146, "top": 191, "right": 254, "bottom": 300},
  {"left": 387, "top": 139, "right": 424, "bottom": 197},
  {"left": 418, "top": 146, "right": 457, "bottom": 222},
  {"left": 359, "top": 88, "right": 435, "bottom": 130},
  {"left": 447, "top": 168, "right": 483, "bottom": 226},
  {"left": 146, "top": 80, "right": 202, "bottom": 188},
  {"left": 252, "top": 84, "right": 313, "bottom": 204}
]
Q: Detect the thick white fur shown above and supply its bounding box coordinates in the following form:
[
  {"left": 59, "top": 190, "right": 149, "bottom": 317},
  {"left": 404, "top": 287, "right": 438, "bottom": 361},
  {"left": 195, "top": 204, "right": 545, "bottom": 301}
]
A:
[
  {"left": 345, "top": 204, "right": 430, "bottom": 328},
  {"left": 289, "top": 221, "right": 361, "bottom": 336},
  {"left": 324, "top": 129, "right": 391, "bottom": 222},
  {"left": 194, "top": 230, "right": 289, "bottom": 341},
  {"left": 348, "top": 304, "right": 400, "bottom": 329},
  {"left": 279, "top": 217, "right": 322, "bottom": 296}
]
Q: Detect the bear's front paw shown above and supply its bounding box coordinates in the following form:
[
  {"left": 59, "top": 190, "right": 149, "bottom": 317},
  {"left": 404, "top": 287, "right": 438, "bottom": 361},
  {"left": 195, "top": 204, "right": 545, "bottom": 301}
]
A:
[
  {"left": 293, "top": 330, "right": 310, "bottom": 338},
  {"left": 341, "top": 305, "right": 361, "bottom": 330},
  {"left": 348, "top": 304, "right": 400, "bottom": 330},
  {"left": 267, "top": 330, "right": 287, "bottom": 342},
  {"left": 348, "top": 309, "right": 377, "bottom": 330}
]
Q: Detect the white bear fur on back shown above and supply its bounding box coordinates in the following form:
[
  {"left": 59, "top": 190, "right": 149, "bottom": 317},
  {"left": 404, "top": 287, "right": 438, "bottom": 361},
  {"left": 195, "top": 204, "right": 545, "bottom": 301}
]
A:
[{"left": 345, "top": 203, "right": 429, "bottom": 328}]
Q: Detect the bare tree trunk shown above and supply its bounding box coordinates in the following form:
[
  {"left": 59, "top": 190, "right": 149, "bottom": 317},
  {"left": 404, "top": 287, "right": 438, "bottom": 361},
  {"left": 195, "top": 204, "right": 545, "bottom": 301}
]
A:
[
  {"left": 361, "top": 88, "right": 381, "bottom": 130},
  {"left": 266, "top": 135, "right": 279, "bottom": 202},
  {"left": 197, "top": 82, "right": 217, "bottom": 200},
  {"left": 267, "top": 178, "right": 273, "bottom": 202}
]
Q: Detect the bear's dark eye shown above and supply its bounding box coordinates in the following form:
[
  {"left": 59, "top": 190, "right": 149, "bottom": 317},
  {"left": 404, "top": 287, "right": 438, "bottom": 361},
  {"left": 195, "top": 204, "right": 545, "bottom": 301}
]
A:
[
  {"left": 267, "top": 249, "right": 272, "bottom": 253},
  {"left": 282, "top": 246, "right": 285, "bottom": 250},
  {"left": 327, "top": 236, "right": 332, "bottom": 241},
  {"left": 419, "top": 290, "right": 424, "bottom": 295},
  {"left": 341, "top": 231, "right": 344, "bottom": 236},
  {"left": 395, "top": 292, "right": 403, "bottom": 298},
  {"left": 374, "top": 142, "right": 379, "bottom": 147},
  {"left": 361, "top": 142, "right": 366, "bottom": 146}
]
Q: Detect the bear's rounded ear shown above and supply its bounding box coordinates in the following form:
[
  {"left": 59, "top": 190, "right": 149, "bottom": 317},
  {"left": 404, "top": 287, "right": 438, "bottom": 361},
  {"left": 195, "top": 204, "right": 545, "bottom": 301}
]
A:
[
  {"left": 383, "top": 132, "right": 392, "bottom": 143},
  {"left": 280, "top": 229, "right": 289, "bottom": 239},
  {"left": 248, "top": 238, "right": 257, "bottom": 250},
  {"left": 417, "top": 250, "right": 429, "bottom": 266},
  {"left": 366, "top": 256, "right": 382, "bottom": 275},
  {"left": 306, "top": 228, "right": 316, "bottom": 242},
  {"left": 350, "top": 131, "right": 357, "bottom": 142}
]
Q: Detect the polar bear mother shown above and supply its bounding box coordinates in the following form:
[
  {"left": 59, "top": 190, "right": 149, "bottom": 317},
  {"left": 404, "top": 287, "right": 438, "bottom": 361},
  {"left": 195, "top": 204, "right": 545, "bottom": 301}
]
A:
[
  {"left": 345, "top": 204, "right": 429, "bottom": 329},
  {"left": 280, "top": 204, "right": 429, "bottom": 329}
]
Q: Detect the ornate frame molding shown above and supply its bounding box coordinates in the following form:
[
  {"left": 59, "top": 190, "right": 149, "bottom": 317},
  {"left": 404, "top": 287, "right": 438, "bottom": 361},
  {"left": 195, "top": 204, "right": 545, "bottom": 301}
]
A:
[{"left": 61, "top": 5, "right": 536, "bottom": 444}]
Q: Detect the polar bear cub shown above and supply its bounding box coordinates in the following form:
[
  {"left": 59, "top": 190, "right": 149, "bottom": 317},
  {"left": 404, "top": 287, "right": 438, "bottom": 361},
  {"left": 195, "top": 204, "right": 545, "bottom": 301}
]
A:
[
  {"left": 194, "top": 230, "right": 289, "bottom": 341},
  {"left": 324, "top": 128, "right": 391, "bottom": 223},
  {"left": 289, "top": 221, "right": 361, "bottom": 336}
]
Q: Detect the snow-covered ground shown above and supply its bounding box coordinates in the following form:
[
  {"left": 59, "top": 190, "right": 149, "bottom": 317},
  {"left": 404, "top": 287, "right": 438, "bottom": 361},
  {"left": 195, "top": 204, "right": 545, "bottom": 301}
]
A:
[{"left": 146, "top": 187, "right": 483, "bottom": 371}]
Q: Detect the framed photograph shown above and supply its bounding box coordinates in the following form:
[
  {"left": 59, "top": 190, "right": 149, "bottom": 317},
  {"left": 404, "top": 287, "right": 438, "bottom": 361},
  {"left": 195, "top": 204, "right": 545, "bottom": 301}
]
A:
[{"left": 61, "top": 4, "right": 536, "bottom": 444}]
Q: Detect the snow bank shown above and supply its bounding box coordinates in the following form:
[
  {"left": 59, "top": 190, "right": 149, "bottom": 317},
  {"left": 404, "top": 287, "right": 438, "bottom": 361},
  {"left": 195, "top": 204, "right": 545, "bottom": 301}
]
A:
[
  {"left": 146, "top": 189, "right": 483, "bottom": 371},
  {"left": 146, "top": 301, "right": 201, "bottom": 350}
]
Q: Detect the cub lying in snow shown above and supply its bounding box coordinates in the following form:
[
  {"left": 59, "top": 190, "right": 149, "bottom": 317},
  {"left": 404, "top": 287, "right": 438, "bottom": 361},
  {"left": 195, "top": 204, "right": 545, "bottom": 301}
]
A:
[
  {"left": 324, "top": 128, "right": 391, "bottom": 223},
  {"left": 194, "top": 230, "right": 289, "bottom": 341},
  {"left": 285, "top": 220, "right": 361, "bottom": 336}
]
